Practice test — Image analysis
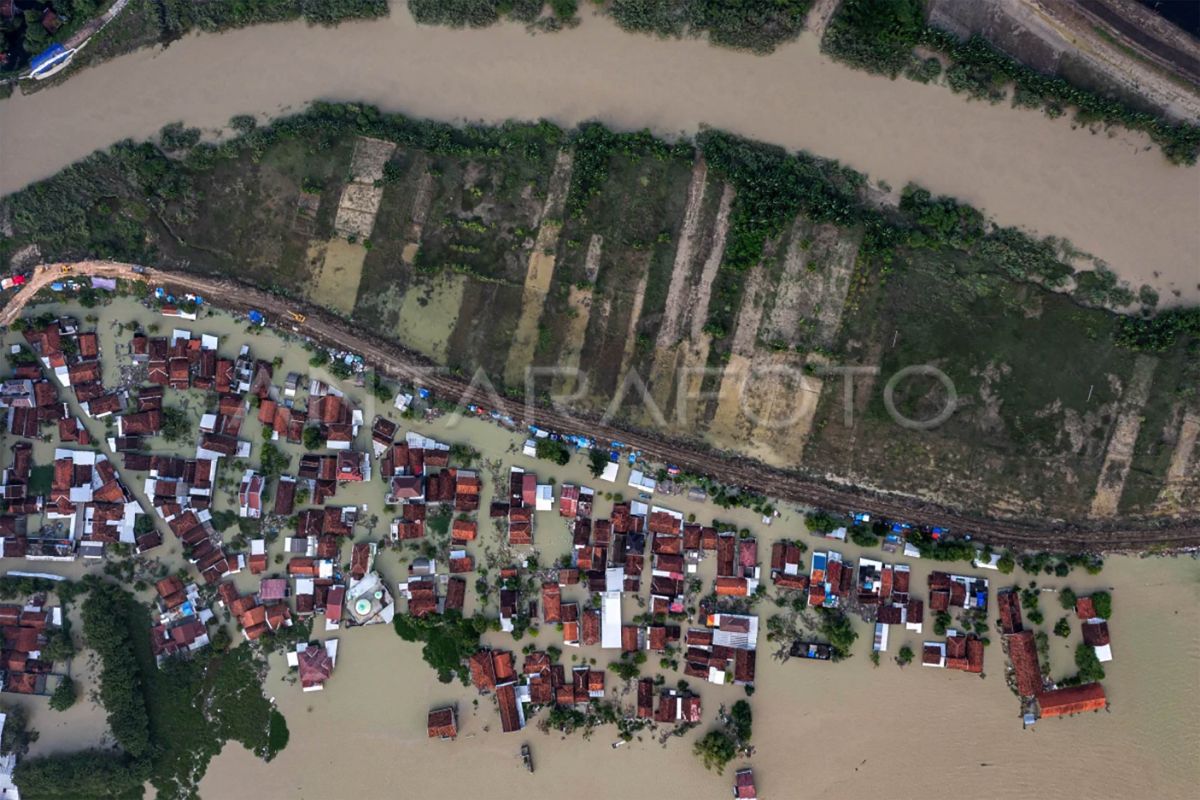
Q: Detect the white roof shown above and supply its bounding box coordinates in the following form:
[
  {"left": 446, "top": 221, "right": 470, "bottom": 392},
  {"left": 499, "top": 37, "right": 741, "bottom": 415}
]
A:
[
  {"left": 600, "top": 591, "right": 622, "bottom": 649},
  {"left": 973, "top": 551, "right": 1003, "bottom": 570},
  {"left": 535, "top": 484, "right": 554, "bottom": 511},
  {"left": 599, "top": 459, "right": 619, "bottom": 483},
  {"left": 605, "top": 567, "right": 625, "bottom": 593},
  {"left": 873, "top": 623, "right": 889, "bottom": 653},
  {"left": 406, "top": 431, "right": 448, "bottom": 450},
  {"left": 1094, "top": 644, "right": 1113, "bottom": 663},
  {"left": 628, "top": 469, "right": 656, "bottom": 491}
]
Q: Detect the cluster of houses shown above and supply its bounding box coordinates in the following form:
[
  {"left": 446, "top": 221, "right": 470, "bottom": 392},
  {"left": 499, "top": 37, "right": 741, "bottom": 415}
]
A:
[
  {"left": 636, "top": 678, "right": 703, "bottom": 723},
  {"left": 683, "top": 613, "right": 758, "bottom": 686},
  {"left": 150, "top": 576, "right": 213, "bottom": 663},
  {"left": 0, "top": 318, "right": 161, "bottom": 560},
  {"left": 998, "top": 588, "right": 1109, "bottom": 719},
  {"left": 0, "top": 599, "right": 64, "bottom": 696},
  {"left": 0, "top": 308, "right": 1119, "bottom": 758}
]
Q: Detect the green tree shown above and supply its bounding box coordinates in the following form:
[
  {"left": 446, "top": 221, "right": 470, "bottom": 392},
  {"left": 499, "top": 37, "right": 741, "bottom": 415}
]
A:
[
  {"left": 1058, "top": 587, "right": 1076, "bottom": 610},
  {"left": 1053, "top": 617, "right": 1071, "bottom": 638},
  {"left": 41, "top": 629, "right": 75, "bottom": 663},
  {"left": 587, "top": 448, "right": 609, "bottom": 478},
  {"left": 14, "top": 750, "right": 145, "bottom": 799},
  {"left": 1074, "top": 642, "right": 1105, "bottom": 683},
  {"left": 1091, "top": 591, "right": 1112, "bottom": 620},
  {"left": 693, "top": 729, "right": 737, "bottom": 774},
  {"left": 49, "top": 677, "right": 77, "bottom": 712},
  {"left": 823, "top": 0, "right": 925, "bottom": 77},
  {"left": 160, "top": 408, "right": 192, "bottom": 443},
  {"left": 535, "top": 438, "right": 571, "bottom": 466},
  {"left": 302, "top": 426, "right": 323, "bottom": 451},
  {"left": 729, "top": 699, "right": 752, "bottom": 743}
]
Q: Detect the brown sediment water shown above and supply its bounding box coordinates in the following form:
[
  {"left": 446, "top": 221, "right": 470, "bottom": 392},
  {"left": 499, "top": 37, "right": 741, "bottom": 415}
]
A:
[
  {"left": 0, "top": 298, "right": 1196, "bottom": 798},
  {"left": 0, "top": 9, "right": 1197, "bottom": 302}
]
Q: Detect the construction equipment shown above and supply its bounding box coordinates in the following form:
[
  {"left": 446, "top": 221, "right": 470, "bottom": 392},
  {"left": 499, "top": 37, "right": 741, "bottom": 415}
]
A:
[
  {"left": 286, "top": 310, "right": 306, "bottom": 323},
  {"left": 59, "top": 265, "right": 72, "bottom": 274}
]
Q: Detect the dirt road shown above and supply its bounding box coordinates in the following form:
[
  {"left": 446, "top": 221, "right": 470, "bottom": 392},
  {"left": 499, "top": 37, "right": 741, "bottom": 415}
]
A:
[{"left": 7, "top": 260, "right": 1200, "bottom": 553}]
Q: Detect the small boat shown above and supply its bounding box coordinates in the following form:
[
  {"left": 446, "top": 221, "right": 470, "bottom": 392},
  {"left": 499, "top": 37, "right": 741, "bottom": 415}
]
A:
[{"left": 520, "top": 743, "right": 534, "bottom": 773}]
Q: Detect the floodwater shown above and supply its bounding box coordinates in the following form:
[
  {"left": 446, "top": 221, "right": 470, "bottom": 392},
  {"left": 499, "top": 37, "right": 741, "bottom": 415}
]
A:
[
  {"left": 0, "top": 9, "right": 1198, "bottom": 302},
  {"left": 1, "top": 296, "right": 1198, "bottom": 798}
]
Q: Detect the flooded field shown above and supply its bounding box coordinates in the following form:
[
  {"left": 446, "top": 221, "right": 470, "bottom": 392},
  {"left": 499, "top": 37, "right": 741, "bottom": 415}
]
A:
[
  {"left": 0, "top": 9, "right": 1198, "bottom": 304},
  {"left": 0, "top": 296, "right": 1197, "bottom": 798}
]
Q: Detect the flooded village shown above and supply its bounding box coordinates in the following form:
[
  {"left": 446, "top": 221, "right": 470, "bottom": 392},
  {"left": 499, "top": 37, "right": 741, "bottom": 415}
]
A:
[{"left": 0, "top": 280, "right": 1195, "bottom": 800}]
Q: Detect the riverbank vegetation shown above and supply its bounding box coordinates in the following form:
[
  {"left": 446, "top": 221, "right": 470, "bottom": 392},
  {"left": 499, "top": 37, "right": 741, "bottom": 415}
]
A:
[
  {"left": 408, "top": 0, "right": 579, "bottom": 30},
  {"left": 607, "top": 0, "right": 811, "bottom": 53},
  {"left": 4, "top": 0, "right": 388, "bottom": 92},
  {"left": 3, "top": 103, "right": 1198, "bottom": 523},
  {"left": 14, "top": 581, "right": 287, "bottom": 800},
  {"left": 822, "top": 0, "right": 1200, "bottom": 164}
]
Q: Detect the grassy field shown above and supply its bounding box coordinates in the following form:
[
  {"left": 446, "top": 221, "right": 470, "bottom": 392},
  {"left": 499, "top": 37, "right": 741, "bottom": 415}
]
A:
[{"left": 3, "top": 104, "right": 1197, "bottom": 523}]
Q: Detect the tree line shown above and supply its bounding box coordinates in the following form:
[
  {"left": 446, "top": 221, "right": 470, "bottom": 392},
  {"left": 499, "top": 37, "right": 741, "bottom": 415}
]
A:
[{"left": 822, "top": 0, "right": 1200, "bottom": 165}]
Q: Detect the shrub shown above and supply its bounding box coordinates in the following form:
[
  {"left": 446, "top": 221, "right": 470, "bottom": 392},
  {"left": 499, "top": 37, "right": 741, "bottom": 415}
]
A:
[
  {"left": 1058, "top": 587, "right": 1076, "bottom": 611},
  {"left": 49, "top": 678, "right": 76, "bottom": 712}
]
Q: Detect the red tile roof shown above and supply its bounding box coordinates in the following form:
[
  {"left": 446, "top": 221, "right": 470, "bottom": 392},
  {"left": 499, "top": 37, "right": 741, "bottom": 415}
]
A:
[
  {"left": 542, "top": 583, "right": 561, "bottom": 624},
  {"left": 297, "top": 645, "right": 334, "bottom": 689},
  {"left": 1075, "top": 597, "right": 1097, "bottom": 620},
  {"left": 496, "top": 684, "right": 522, "bottom": 733},
  {"left": 1008, "top": 630, "right": 1042, "bottom": 696},
  {"left": 582, "top": 608, "right": 601, "bottom": 646},
  {"left": 469, "top": 650, "right": 497, "bottom": 691},
  {"left": 427, "top": 707, "right": 457, "bottom": 739},
  {"left": 439, "top": 514, "right": 474, "bottom": 541},
  {"left": 998, "top": 590, "right": 1024, "bottom": 635},
  {"left": 1081, "top": 621, "right": 1110, "bottom": 647},
  {"left": 1036, "top": 683, "right": 1107, "bottom": 717}
]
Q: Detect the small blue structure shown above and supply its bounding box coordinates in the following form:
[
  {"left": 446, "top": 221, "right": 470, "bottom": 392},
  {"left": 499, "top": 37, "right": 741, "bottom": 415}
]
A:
[
  {"left": 247, "top": 310, "right": 265, "bottom": 325},
  {"left": 29, "top": 44, "right": 73, "bottom": 79},
  {"left": 50, "top": 282, "right": 64, "bottom": 292}
]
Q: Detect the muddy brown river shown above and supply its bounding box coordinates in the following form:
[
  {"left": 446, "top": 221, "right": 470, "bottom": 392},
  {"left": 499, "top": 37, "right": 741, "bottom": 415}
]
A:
[{"left": 0, "top": 8, "right": 1198, "bottom": 302}]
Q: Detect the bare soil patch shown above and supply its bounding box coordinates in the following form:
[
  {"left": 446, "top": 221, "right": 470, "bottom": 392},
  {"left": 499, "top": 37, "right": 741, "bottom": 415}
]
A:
[
  {"left": 333, "top": 137, "right": 397, "bottom": 239},
  {"left": 1090, "top": 354, "right": 1158, "bottom": 517}
]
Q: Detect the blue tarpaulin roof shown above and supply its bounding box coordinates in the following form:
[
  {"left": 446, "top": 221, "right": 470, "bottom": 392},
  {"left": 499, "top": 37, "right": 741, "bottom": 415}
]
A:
[
  {"left": 248, "top": 310, "right": 264, "bottom": 324},
  {"left": 91, "top": 277, "right": 117, "bottom": 291},
  {"left": 29, "top": 44, "right": 69, "bottom": 75}
]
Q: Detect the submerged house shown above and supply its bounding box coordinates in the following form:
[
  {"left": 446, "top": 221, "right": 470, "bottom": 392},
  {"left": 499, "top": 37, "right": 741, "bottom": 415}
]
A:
[
  {"left": 1036, "top": 683, "right": 1107, "bottom": 718},
  {"left": 290, "top": 639, "right": 338, "bottom": 692}
]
